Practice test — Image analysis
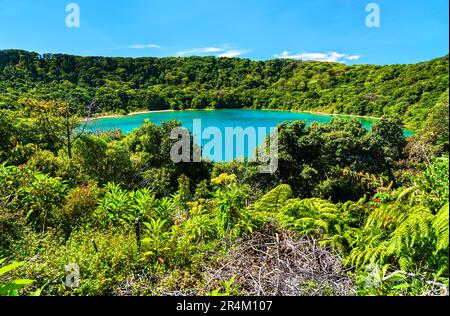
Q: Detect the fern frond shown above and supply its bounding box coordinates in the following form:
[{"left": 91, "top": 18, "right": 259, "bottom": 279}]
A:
[
  {"left": 386, "top": 206, "right": 434, "bottom": 257},
  {"left": 396, "top": 186, "right": 419, "bottom": 204},
  {"left": 253, "top": 184, "right": 292, "bottom": 213},
  {"left": 433, "top": 203, "right": 449, "bottom": 252}
]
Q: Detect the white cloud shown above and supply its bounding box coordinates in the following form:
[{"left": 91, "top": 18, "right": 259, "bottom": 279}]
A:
[
  {"left": 177, "top": 47, "right": 225, "bottom": 56},
  {"left": 274, "top": 51, "right": 361, "bottom": 63},
  {"left": 218, "top": 50, "right": 250, "bottom": 58},
  {"left": 177, "top": 46, "right": 250, "bottom": 58},
  {"left": 346, "top": 55, "right": 361, "bottom": 61},
  {"left": 127, "top": 44, "right": 161, "bottom": 49}
]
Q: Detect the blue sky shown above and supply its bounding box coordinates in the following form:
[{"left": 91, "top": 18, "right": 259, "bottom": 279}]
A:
[{"left": 0, "top": 0, "right": 448, "bottom": 64}]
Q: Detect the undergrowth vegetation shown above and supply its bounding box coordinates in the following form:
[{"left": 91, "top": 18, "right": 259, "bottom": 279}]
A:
[{"left": 1, "top": 115, "right": 448, "bottom": 296}]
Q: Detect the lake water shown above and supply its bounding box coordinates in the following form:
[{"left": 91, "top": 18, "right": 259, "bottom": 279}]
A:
[{"left": 86, "top": 109, "right": 411, "bottom": 162}]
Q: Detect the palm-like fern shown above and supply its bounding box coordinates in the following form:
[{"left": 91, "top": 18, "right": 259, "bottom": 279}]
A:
[
  {"left": 281, "top": 198, "right": 339, "bottom": 234},
  {"left": 348, "top": 183, "right": 449, "bottom": 275},
  {"left": 252, "top": 184, "right": 292, "bottom": 213},
  {"left": 433, "top": 203, "right": 449, "bottom": 252},
  {"left": 250, "top": 184, "right": 358, "bottom": 254}
]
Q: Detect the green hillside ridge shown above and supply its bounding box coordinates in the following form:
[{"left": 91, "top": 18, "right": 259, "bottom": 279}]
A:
[{"left": 0, "top": 50, "right": 448, "bottom": 129}]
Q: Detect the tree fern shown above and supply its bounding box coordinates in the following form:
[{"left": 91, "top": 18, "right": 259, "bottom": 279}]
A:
[
  {"left": 252, "top": 184, "right": 292, "bottom": 213},
  {"left": 433, "top": 203, "right": 449, "bottom": 252},
  {"left": 396, "top": 186, "right": 420, "bottom": 204},
  {"left": 365, "top": 203, "right": 405, "bottom": 230},
  {"left": 386, "top": 206, "right": 434, "bottom": 258},
  {"left": 347, "top": 232, "right": 389, "bottom": 267}
]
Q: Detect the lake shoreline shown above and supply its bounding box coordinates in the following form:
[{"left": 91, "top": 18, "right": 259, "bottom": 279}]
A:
[
  {"left": 85, "top": 108, "right": 382, "bottom": 122},
  {"left": 85, "top": 108, "right": 415, "bottom": 136}
]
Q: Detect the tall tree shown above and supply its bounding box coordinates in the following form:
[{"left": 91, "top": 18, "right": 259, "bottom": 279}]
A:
[
  {"left": 367, "top": 116, "right": 407, "bottom": 183},
  {"left": 21, "top": 98, "right": 93, "bottom": 159}
]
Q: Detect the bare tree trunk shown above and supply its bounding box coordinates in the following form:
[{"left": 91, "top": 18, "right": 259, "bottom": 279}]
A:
[{"left": 66, "top": 117, "right": 72, "bottom": 159}]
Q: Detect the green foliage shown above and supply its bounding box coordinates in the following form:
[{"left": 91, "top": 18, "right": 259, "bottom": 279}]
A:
[
  {"left": 17, "top": 173, "right": 68, "bottom": 233},
  {"left": 194, "top": 180, "right": 210, "bottom": 200},
  {"left": 243, "top": 157, "right": 449, "bottom": 294},
  {"left": 253, "top": 184, "right": 292, "bottom": 213},
  {"left": 272, "top": 118, "right": 406, "bottom": 199},
  {"left": 417, "top": 157, "right": 449, "bottom": 210},
  {"left": 142, "top": 218, "right": 171, "bottom": 259},
  {"left": 96, "top": 183, "right": 157, "bottom": 226},
  {"left": 356, "top": 264, "right": 448, "bottom": 296},
  {"left": 433, "top": 203, "right": 449, "bottom": 252},
  {"left": 367, "top": 117, "right": 407, "bottom": 182},
  {"left": 64, "top": 183, "right": 99, "bottom": 227},
  {"left": 347, "top": 158, "right": 449, "bottom": 277},
  {"left": 0, "top": 258, "right": 34, "bottom": 296},
  {"left": 173, "top": 174, "right": 192, "bottom": 213},
  {"left": 73, "top": 134, "right": 133, "bottom": 185},
  {"left": 422, "top": 90, "right": 449, "bottom": 153},
  {"left": 0, "top": 110, "right": 56, "bottom": 163},
  {"left": 207, "top": 277, "right": 241, "bottom": 296},
  {"left": 0, "top": 164, "right": 68, "bottom": 233},
  {"left": 22, "top": 229, "right": 141, "bottom": 296},
  {"left": 211, "top": 174, "right": 250, "bottom": 237}
]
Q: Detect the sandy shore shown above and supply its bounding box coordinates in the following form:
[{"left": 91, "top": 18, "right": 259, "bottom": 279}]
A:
[
  {"left": 84, "top": 108, "right": 382, "bottom": 122},
  {"left": 301, "top": 110, "right": 381, "bottom": 120},
  {"left": 85, "top": 109, "right": 177, "bottom": 121}
]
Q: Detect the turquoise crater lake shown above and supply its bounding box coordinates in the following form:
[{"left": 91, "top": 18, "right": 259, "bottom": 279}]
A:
[{"left": 86, "top": 109, "right": 411, "bottom": 162}]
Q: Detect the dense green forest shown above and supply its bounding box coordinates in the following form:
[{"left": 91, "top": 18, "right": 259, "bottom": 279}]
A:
[
  {"left": 0, "top": 51, "right": 449, "bottom": 296},
  {"left": 0, "top": 50, "right": 448, "bottom": 129}
]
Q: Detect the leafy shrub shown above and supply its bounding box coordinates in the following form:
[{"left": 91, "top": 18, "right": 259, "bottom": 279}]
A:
[
  {"left": 0, "top": 258, "right": 35, "bottom": 296},
  {"left": 23, "top": 229, "right": 141, "bottom": 296},
  {"left": 64, "top": 183, "right": 99, "bottom": 228}
]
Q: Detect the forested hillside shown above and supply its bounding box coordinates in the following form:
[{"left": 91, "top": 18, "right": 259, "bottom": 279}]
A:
[{"left": 0, "top": 50, "right": 448, "bottom": 129}]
